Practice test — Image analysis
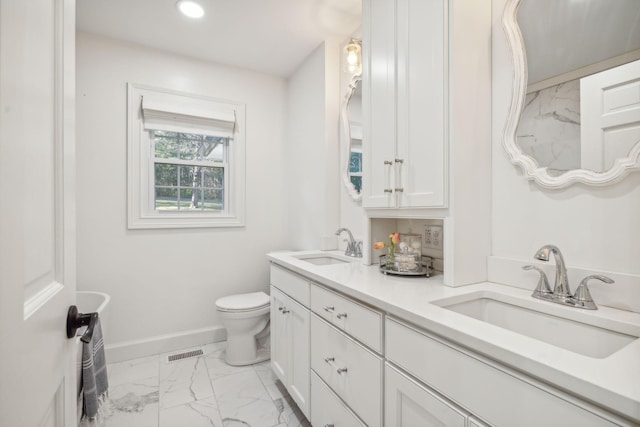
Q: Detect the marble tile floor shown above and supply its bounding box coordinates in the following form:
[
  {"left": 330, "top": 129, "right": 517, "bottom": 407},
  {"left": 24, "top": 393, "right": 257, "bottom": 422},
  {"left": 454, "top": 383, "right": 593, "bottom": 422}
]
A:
[{"left": 82, "top": 342, "right": 310, "bottom": 427}]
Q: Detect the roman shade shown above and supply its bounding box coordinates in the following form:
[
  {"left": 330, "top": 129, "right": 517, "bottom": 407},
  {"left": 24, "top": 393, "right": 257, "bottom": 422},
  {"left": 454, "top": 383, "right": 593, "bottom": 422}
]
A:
[{"left": 141, "top": 94, "right": 236, "bottom": 138}]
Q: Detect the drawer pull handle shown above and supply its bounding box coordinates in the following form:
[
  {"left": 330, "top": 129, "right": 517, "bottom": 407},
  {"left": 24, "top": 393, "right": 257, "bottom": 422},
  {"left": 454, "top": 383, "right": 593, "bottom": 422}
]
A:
[
  {"left": 281, "top": 309, "right": 290, "bottom": 314},
  {"left": 336, "top": 312, "right": 348, "bottom": 319},
  {"left": 323, "top": 306, "right": 335, "bottom": 313},
  {"left": 278, "top": 307, "right": 284, "bottom": 311},
  {"left": 336, "top": 367, "right": 348, "bottom": 375},
  {"left": 324, "top": 425, "right": 335, "bottom": 427},
  {"left": 324, "top": 356, "right": 335, "bottom": 364}
]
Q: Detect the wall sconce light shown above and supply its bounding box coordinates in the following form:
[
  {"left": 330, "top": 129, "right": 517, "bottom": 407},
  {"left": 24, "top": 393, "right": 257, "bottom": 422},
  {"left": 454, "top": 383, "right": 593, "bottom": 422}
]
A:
[{"left": 344, "top": 38, "right": 362, "bottom": 75}]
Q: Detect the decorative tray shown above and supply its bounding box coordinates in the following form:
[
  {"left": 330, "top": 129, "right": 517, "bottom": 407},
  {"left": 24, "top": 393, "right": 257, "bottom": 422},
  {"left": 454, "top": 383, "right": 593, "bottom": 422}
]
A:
[{"left": 379, "top": 254, "right": 432, "bottom": 277}]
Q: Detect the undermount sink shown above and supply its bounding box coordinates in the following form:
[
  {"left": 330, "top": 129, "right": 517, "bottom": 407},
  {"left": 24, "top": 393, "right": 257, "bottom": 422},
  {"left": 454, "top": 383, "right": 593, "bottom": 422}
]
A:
[
  {"left": 292, "top": 253, "right": 352, "bottom": 266},
  {"left": 432, "top": 292, "right": 639, "bottom": 358}
]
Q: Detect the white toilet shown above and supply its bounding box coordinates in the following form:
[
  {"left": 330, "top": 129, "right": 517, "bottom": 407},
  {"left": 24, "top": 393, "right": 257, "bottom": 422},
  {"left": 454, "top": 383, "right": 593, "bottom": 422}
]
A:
[{"left": 215, "top": 291, "right": 270, "bottom": 366}]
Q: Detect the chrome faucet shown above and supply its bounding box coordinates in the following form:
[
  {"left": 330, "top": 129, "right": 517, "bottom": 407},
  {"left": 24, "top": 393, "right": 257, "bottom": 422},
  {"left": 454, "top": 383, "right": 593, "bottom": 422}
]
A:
[
  {"left": 335, "top": 228, "right": 362, "bottom": 258},
  {"left": 524, "top": 244, "right": 614, "bottom": 310},
  {"left": 534, "top": 245, "right": 571, "bottom": 299}
]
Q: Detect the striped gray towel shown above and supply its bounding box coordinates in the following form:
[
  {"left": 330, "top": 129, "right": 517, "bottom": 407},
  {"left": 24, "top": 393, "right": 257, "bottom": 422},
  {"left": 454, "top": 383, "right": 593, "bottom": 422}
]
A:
[{"left": 82, "top": 317, "right": 109, "bottom": 419}]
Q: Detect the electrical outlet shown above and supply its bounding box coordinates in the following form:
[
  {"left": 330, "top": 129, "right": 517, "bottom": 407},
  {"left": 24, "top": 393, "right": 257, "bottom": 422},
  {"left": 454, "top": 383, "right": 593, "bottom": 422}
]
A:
[{"left": 423, "top": 225, "right": 443, "bottom": 250}]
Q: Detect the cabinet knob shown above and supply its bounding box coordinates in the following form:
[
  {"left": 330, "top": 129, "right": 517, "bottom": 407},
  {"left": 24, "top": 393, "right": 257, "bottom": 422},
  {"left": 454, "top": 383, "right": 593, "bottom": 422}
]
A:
[
  {"left": 281, "top": 308, "right": 290, "bottom": 314},
  {"left": 336, "top": 312, "right": 348, "bottom": 319},
  {"left": 394, "top": 158, "right": 404, "bottom": 164},
  {"left": 324, "top": 424, "right": 335, "bottom": 427},
  {"left": 337, "top": 367, "right": 348, "bottom": 375},
  {"left": 324, "top": 356, "right": 335, "bottom": 364},
  {"left": 384, "top": 160, "right": 393, "bottom": 165},
  {"left": 323, "top": 306, "right": 335, "bottom": 313},
  {"left": 278, "top": 307, "right": 284, "bottom": 311},
  {"left": 384, "top": 189, "right": 393, "bottom": 193},
  {"left": 394, "top": 188, "right": 404, "bottom": 192}
]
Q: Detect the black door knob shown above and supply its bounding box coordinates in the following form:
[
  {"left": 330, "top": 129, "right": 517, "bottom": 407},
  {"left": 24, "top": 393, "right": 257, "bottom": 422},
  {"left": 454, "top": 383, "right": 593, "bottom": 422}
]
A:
[{"left": 66, "top": 305, "right": 98, "bottom": 343}]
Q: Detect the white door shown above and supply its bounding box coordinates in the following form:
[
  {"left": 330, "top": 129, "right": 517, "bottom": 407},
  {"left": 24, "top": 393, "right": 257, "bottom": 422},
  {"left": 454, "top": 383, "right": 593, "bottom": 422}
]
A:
[
  {"left": 581, "top": 59, "right": 640, "bottom": 172},
  {"left": 0, "top": 0, "right": 77, "bottom": 426}
]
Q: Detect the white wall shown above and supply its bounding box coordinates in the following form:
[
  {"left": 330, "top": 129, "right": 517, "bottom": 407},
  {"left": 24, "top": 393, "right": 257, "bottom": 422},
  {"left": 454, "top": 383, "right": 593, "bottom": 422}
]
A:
[
  {"left": 286, "top": 41, "right": 342, "bottom": 250},
  {"left": 491, "top": 0, "right": 640, "bottom": 310},
  {"left": 76, "top": 33, "right": 289, "bottom": 358}
]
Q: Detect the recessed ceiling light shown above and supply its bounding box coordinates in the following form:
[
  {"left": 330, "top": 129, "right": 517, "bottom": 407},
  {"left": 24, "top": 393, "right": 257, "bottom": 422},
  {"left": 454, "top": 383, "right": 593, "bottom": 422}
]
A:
[{"left": 176, "top": 0, "right": 205, "bottom": 19}]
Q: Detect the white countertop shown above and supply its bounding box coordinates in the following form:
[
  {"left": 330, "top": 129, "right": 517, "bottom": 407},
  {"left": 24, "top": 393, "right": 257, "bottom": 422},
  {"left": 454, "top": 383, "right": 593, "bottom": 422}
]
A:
[{"left": 267, "top": 250, "right": 640, "bottom": 423}]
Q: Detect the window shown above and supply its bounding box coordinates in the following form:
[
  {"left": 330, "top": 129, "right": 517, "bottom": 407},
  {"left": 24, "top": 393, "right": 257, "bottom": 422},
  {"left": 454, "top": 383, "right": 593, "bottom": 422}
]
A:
[
  {"left": 128, "top": 84, "right": 245, "bottom": 229},
  {"left": 152, "top": 131, "right": 227, "bottom": 212}
]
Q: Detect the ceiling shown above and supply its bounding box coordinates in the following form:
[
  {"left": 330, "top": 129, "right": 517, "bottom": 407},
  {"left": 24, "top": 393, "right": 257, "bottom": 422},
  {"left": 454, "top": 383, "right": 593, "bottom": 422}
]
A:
[
  {"left": 518, "top": 0, "right": 640, "bottom": 84},
  {"left": 76, "top": 0, "right": 362, "bottom": 78}
]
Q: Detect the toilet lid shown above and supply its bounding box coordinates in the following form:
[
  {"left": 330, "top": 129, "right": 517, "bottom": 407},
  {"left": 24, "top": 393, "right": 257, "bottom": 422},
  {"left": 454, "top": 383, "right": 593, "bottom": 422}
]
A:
[{"left": 216, "top": 291, "right": 270, "bottom": 311}]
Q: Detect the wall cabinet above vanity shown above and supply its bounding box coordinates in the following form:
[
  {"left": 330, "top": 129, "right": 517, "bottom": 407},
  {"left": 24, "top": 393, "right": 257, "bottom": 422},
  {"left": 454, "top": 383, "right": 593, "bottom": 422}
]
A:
[
  {"left": 362, "top": 0, "right": 447, "bottom": 209},
  {"left": 361, "top": 0, "right": 492, "bottom": 289}
]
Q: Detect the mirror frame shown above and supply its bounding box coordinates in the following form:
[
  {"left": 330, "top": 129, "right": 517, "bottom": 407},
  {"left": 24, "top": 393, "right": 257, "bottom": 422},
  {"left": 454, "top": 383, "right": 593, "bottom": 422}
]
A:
[
  {"left": 502, "top": 0, "right": 640, "bottom": 189},
  {"left": 341, "top": 73, "right": 362, "bottom": 201}
]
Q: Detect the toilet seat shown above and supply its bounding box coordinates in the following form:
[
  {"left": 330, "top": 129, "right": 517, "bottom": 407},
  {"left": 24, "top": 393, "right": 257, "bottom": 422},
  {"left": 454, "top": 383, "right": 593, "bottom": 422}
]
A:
[{"left": 215, "top": 291, "right": 269, "bottom": 313}]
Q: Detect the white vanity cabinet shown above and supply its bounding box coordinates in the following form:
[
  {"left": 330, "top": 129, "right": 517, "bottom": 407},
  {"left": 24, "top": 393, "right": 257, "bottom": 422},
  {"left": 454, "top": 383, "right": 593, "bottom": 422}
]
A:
[
  {"left": 362, "top": 0, "right": 447, "bottom": 209},
  {"left": 269, "top": 265, "right": 311, "bottom": 418},
  {"left": 268, "top": 254, "right": 637, "bottom": 425},
  {"left": 386, "top": 317, "right": 623, "bottom": 426}
]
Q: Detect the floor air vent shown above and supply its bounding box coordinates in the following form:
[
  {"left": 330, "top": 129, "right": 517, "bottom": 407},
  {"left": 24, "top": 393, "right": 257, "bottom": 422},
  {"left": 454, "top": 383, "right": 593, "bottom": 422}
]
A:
[{"left": 166, "top": 349, "right": 204, "bottom": 363}]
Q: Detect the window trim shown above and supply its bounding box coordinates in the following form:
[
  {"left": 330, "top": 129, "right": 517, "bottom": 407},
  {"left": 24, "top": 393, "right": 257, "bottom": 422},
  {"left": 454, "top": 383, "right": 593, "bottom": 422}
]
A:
[{"left": 127, "top": 83, "right": 245, "bottom": 229}]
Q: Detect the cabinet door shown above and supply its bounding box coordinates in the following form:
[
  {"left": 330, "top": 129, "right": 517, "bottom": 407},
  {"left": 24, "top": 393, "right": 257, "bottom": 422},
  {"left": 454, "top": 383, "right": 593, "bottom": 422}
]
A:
[
  {"left": 270, "top": 285, "right": 311, "bottom": 418},
  {"left": 362, "top": 0, "right": 397, "bottom": 208},
  {"left": 311, "top": 372, "right": 366, "bottom": 427},
  {"left": 270, "top": 286, "right": 289, "bottom": 385},
  {"left": 385, "top": 364, "right": 466, "bottom": 427},
  {"left": 395, "top": 0, "right": 447, "bottom": 208},
  {"left": 287, "top": 296, "right": 311, "bottom": 418}
]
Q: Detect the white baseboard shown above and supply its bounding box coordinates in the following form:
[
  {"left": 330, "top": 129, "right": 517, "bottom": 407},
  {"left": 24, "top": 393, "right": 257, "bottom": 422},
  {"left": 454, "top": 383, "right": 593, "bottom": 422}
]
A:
[{"left": 105, "top": 325, "right": 227, "bottom": 363}]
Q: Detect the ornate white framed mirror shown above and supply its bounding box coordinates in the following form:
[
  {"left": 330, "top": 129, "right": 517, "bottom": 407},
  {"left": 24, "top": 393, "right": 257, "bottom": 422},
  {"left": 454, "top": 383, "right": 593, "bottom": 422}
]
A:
[
  {"left": 503, "top": 0, "right": 640, "bottom": 189},
  {"left": 341, "top": 74, "right": 363, "bottom": 200}
]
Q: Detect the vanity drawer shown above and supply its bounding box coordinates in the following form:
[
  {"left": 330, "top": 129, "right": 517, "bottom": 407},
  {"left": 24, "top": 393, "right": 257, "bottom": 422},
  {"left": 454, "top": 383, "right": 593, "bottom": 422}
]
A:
[
  {"left": 386, "top": 318, "right": 620, "bottom": 426},
  {"left": 270, "top": 264, "right": 310, "bottom": 307},
  {"left": 311, "top": 314, "right": 383, "bottom": 427},
  {"left": 310, "top": 284, "right": 383, "bottom": 353},
  {"left": 311, "top": 371, "right": 366, "bottom": 427}
]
